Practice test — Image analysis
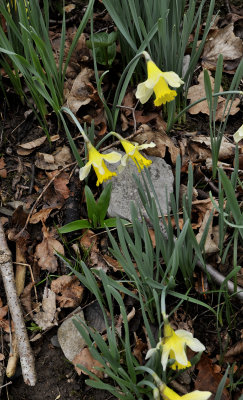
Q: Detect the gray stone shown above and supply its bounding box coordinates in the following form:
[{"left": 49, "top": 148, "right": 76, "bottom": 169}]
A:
[
  {"left": 57, "top": 310, "right": 86, "bottom": 362},
  {"left": 103, "top": 150, "right": 174, "bottom": 222}
]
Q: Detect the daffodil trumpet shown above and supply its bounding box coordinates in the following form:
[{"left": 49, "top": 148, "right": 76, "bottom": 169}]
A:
[
  {"left": 112, "top": 131, "right": 156, "bottom": 172},
  {"left": 79, "top": 141, "right": 122, "bottom": 187},
  {"left": 146, "top": 313, "right": 205, "bottom": 371},
  {"left": 136, "top": 51, "right": 184, "bottom": 107}
]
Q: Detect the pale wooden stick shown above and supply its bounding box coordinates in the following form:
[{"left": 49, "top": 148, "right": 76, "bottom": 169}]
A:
[
  {"left": 6, "top": 243, "right": 27, "bottom": 378},
  {"left": 0, "top": 221, "right": 36, "bottom": 386}
]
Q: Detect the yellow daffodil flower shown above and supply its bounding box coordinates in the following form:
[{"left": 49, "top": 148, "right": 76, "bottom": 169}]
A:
[
  {"left": 160, "top": 383, "right": 212, "bottom": 400},
  {"left": 136, "top": 52, "right": 184, "bottom": 106},
  {"left": 146, "top": 315, "right": 205, "bottom": 371},
  {"left": 151, "top": 373, "right": 211, "bottom": 400},
  {"left": 112, "top": 132, "right": 155, "bottom": 172},
  {"left": 79, "top": 141, "right": 121, "bottom": 186},
  {"left": 119, "top": 139, "right": 156, "bottom": 172},
  {"left": 233, "top": 124, "right": 243, "bottom": 143}
]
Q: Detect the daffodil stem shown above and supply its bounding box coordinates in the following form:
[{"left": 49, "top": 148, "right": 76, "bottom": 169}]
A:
[
  {"left": 96, "top": 132, "right": 114, "bottom": 150},
  {"left": 168, "top": 90, "right": 242, "bottom": 132},
  {"left": 112, "top": 52, "right": 144, "bottom": 130}
]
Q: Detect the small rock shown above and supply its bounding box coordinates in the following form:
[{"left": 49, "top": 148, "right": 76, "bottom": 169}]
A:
[
  {"left": 103, "top": 150, "right": 174, "bottom": 222},
  {"left": 57, "top": 310, "right": 86, "bottom": 362},
  {"left": 50, "top": 335, "right": 60, "bottom": 348}
]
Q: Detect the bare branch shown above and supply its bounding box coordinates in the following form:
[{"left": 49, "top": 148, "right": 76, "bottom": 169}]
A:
[{"left": 0, "top": 221, "right": 36, "bottom": 386}]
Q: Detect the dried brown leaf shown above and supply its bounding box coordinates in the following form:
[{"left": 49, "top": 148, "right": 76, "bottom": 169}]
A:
[
  {"left": 80, "top": 230, "right": 98, "bottom": 251},
  {"left": 202, "top": 23, "right": 243, "bottom": 70},
  {"left": 73, "top": 347, "right": 104, "bottom": 379},
  {"left": 196, "top": 209, "right": 219, "bottom": 254},
  {"left": 135, "top": 124, "right": 180, "bottom": 165},
  {"left": 33, "top": 288, "right": 59, "bottom": 330},
  {"left": 34, "top": 224, "right": 64, "bottom": 272},
  {"left": 187, "top": 71, "right": 240, "bottom": 120},
  {"left": 189, "top": 135, "right": 235, "bottom": 162},
  {"left": 0, "top": 304, "right": 8, "bottom": 320},
  {"left": 133, "top": 333, "right": 147, "bottom": 365},
  {"left": 51, "top": 275, "right": 83, "bottom": 308},
  {"left": 0, "top": 157, "right": 7, "bottom": 178},
  {"left": 17, "top": 136, "right": 46, "bottom": 151},
  {"left": 103, "top": 254, "right": 123, "bottom": 272},
  {"left": 195, "top": 354, "right": 230, "bottom": 399},
  {"left": 35, "top": 146, "right": 72, "bottom": 170},
  {"left": 65, "top": 68, "right": 94, "bottom": 114},
  {"left": 46, "top": 171, "right": 70, "bottom": 200},
  {"left": 30, "top": 208, "right": 53, "bottom": 224},
  {"left": 20, "top": 282, "right": 35, "bottom": 318},
  {"left": 64, "top": 4, "right": 75, "bottom": 13},
  {"left": 224, "top": 340, "right": 243, "bottom": 358}
]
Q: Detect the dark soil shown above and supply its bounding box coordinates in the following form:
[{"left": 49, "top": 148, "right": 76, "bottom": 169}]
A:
[{"left": 4, "top": 330, "right": 115, "bottom": 400}]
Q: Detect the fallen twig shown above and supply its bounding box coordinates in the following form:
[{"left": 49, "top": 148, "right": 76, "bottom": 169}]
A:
[
  {"left": 6, "top": 243, "right": 27, "bottom": 378},
  {"left": 0, "top": 220, "right": 36, "bottom": 386},
  {"left": 197, "top": 260, "right": 243, "bottom": 302}
]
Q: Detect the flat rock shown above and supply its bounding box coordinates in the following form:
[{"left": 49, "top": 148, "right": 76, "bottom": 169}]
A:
[
  {"left": 103, "top": 150, "right": 174, "bottom": 222},
  {"left": 57, "top": 309, "right": 86, "bottom": 362}
]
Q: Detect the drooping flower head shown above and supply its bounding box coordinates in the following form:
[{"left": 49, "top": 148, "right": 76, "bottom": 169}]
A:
[
  {"left": 112, "top": 132, "right": 156, "bottom": 172},
  {"left": 146, "top": 314, "right": 205, "bottom": 371},
  {"left": 136, "top": 51, "right": 184, "bottom": 106},
  {"left": 233, "top": 124, "right": 243, "bottom": 143},
  {"left": 149, "top": 372, "right": 211, "bottom": 400},
  {"left": 160, "top": 382, "right": 212, "bottom": 400},
  {"left": 79, "top": 141, "right": 121, "bottom": 186}
]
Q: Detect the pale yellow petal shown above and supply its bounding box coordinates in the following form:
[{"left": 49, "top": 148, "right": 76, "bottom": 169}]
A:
[
  {"left": 233, "top": 125, "right": 243, "bottom": 143},
  {"left": 120, "top": 153, "right": 129, "bottom": 166},
  {"left": 161, "top": 346, "right": 170, "bottom": 370},
  {"left": 102, "top": 151, "right": 122, "bottom": 164},
  {"left": 176, "top": 330, "right": 205, "bottom": 352},
  {"left": 162, "top": 71, "right": 184, "bottom": 88},
  {"left": 137, "top": 142, "right": 156, "bottom": 150},
  {"left": 136, "top": 82, "right": 153, "bottom": 103},
  {"left": 79, "top": 163, "right": 91, "bottom": 181},
  {"left": 145, "top": 347, "right": 157, "bottom": 360},
  {"left": 181, "top": 391, "right": 212, "bottom": 400}
]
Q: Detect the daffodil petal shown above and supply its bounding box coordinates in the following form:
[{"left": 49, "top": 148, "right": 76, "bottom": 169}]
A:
[
  {"left": 176, "top": 330, "right": 205, "bottom": 352},
  {"left": 117, "top": 164, "right": 126, "bottom": 174},
  {"left": 102, "top": 151, "right": 122, "bottom": 164},
  {"left": 136, "top": 82, "right": 153, "bottom": 104},
  {"left": 120, "top": 154, "right": 129, "bottom": 166},
  {"left": 162, "top": 71, "right": 184, "bottom": 88},
  {"left": 175, "top": 330, "right": 194, "bottom": 339},
  {"left": 161, "top": 347, "right": 170, "bottom": 370},
  {"left": 137, "top": 142, "right": 156, "bottom": 150},
  {"left": 79, "top": 163, "right": 92, "bottom": 181},
  {"left": 145, "top": 347, "right": 157, "bottom": 360},
  {"left": 181, "top": 391, "right": 212, "bottom": 400},
  {"left": 233, "top": 125, "right": 243, "bottom": 143}
]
